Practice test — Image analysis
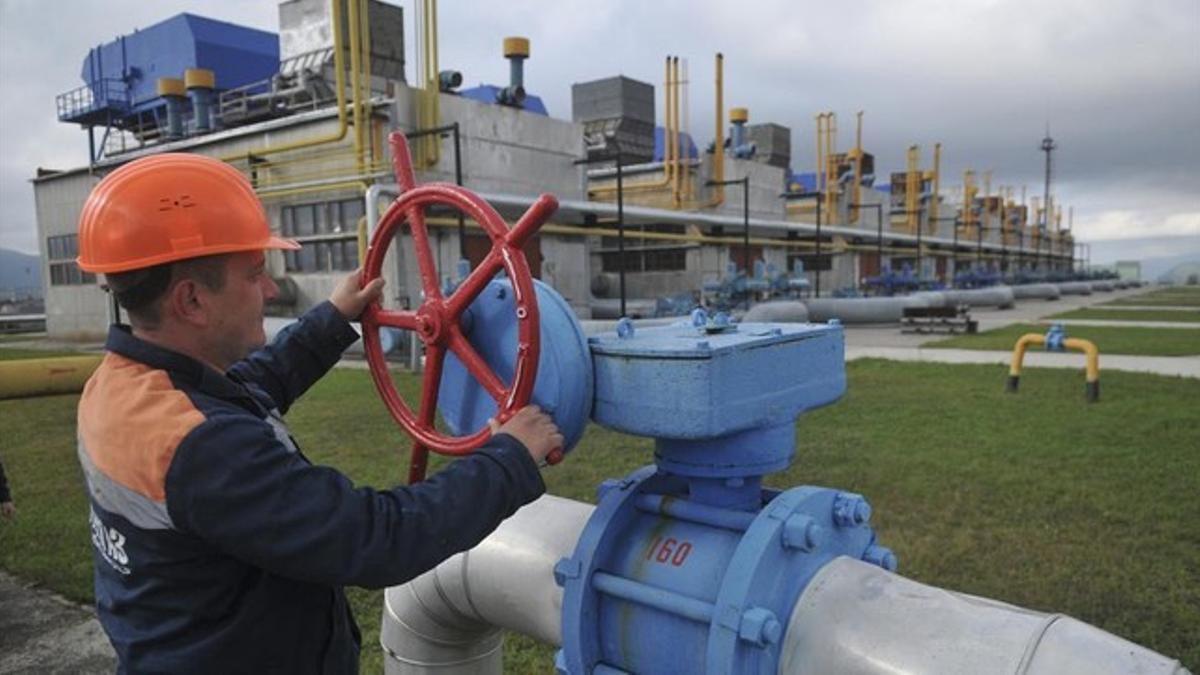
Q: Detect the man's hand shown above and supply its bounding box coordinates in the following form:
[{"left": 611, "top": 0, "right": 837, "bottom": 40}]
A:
[
  {"left": 331, "top": 268, "right": 385, "bottom": 321},
  {"left": 488, "top": 405, "right": 564, "bottom": 466},
  {"left": 0, "top": 501, "right": 14, "bottom": 521}
]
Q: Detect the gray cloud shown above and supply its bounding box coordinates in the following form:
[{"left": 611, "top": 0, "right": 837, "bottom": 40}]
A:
[{"left": 2, "top": 0, "right": 1196, "bottom": 255}]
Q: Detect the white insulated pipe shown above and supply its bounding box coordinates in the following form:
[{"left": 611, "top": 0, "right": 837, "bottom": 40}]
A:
[
  {"left": 381, "top": 495, "right": 593, "bottom": 674},
  {"left": 381, "top": 496, "right": 1188, "bottom": 674},
  {"left": 780, "top": 556, "right": 1189, "bottom": 675},
  {"left": 365, "top": 183, "right": 1026, "bottom": 256}
]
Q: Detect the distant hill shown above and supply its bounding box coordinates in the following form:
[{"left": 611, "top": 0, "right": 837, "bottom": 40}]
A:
[
  {"left": 1158, "top": 261, "right": 1200, "bottom": 285},
  {"left": 1141, "top": 252, "right": 1200, "bottom": 283},
  {"left": 0, "top": 249, "right": 43, "bottom": 298}
]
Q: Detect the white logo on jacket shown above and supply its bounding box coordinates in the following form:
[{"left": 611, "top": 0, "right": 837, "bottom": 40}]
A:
[{"left": 90, "top": 506, "right": 131, "bottom": 575}]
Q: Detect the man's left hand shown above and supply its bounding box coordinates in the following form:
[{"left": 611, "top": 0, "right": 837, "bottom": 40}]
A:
[{"left": 331, "top": 268, "right": 386, "bottom": 321}]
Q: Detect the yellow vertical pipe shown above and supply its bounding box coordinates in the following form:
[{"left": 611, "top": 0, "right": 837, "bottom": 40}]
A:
[
  {"left": 664, "top": 56, "right": 674, "bottom": 188},
  {"left": 906, "top": 146, "right": 918, "bottom": 232},
  {"left": 963, "top": 169, "right": 975, "bottom": 239},
  {"left": 814, "top": 113, "right": 824, "bottom": 196},
  {"left": 672, "top": 56, "right": 682, "bottom": 207},
  {"left": 428, "top": 0, "right": 439, "bottom": 165},
  {"left": 358, "top": 0, "right": 371, "bottom": 172},
  {"left": 683, "top": 58, "right": 693, "bottom": 201},
  {"left": 711, "top": 53, "right": 725, "bottom": 206},
  {"left": 983, "top": 169, "right": 992, "bottom": 242},
  {"left": 931, "top": 142, "right": 941, "bottom": 232},
  {"left": 826, "top": 112, "right": 837, "bottom": 225},
  {"left": 1031, "top": 195, "right": 1041, "bottom": 249},
  {"left": 852, "top": 111, "right": 863, "bottom": 223},
  {"left": 668, "top": 55, "right": 675, "bottom": 203},
  {"left": 348, "top": 0, "right": 365, "bottom": 175}
]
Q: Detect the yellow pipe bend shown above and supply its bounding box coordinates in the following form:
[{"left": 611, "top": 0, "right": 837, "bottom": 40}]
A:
[
  {"left": 1007, "top": 333, "right": 1101, "bottom": 402},
  {"left": 1008, "top": 333, "right": 1044, "bottom": 379},
  {"left": 220, "top": 0, "right": 349, "bottom": 162},
  {"left": 1063, "top": 337, "right": 1100, "bottom": 383}
]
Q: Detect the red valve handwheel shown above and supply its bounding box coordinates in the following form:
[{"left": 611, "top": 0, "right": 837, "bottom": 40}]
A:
[{"left": 361, "top": 131, "right": 560, "bottom": 483}]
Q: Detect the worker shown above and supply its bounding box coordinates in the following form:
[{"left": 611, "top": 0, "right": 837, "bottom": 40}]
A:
[{"left": 74, "top": 153, "right": 563, "bottom": 674}]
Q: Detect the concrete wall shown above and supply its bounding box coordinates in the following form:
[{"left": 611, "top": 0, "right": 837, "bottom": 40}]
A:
[
  {"left": 33, "top": 171, "right": 109, "bottom": 340},
  {"left": 393, "top": 87, "right": 586, "bottom": 200},
  {"left": 385, "top": 86, "right": 591, "bottom": 314}
]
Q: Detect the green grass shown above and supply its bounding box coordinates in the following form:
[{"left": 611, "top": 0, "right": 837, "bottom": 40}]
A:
[
  {"left": 925, "top": 322, "right": 1200, "bottom": 356},
  {"left": 1103, "top": 286, "right": 1200, "bottom": 307},
  {"left": 0, "top": 347, "right": 84, "bottom": 361},
  {"left": 2, "top": 362, "right": 1198, "bottom": 671},
  {"left": 1046, "top": 308, "right": 1200, "bottom": 323}
]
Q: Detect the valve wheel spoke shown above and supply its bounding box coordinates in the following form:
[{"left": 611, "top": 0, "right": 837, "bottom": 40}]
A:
[
  {"left": 447, "top": 252, "right": 504, "bottom": 317},
  {"left": 447, "top": 327, "right": 508, "bottom": 404},
  {"left": 371, "top": 308, "right": 419, "bottom": 331}
]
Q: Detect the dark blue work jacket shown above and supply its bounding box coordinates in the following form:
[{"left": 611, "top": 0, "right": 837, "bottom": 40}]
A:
[{"left": 77, "top": 301, "right": 545, "bottom": 674}]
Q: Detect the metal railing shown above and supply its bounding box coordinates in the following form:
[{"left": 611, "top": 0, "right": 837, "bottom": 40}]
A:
[{"left": 56, "top": 79, "right": 129, "bottom": 121}]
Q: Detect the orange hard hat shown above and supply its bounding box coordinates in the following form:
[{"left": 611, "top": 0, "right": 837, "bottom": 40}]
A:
[{"left": 77, "top": 153, "right": 299, "bottom": 274}]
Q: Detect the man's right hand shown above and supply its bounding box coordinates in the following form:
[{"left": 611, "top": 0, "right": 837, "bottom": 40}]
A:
[{"left": 488, "top": 405, "right": 564, "bottom": 466}]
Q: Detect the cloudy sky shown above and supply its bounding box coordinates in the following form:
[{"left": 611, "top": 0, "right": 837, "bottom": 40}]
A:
[{"left": 1, "top": 0, "right": 1197, "bottom": 262}]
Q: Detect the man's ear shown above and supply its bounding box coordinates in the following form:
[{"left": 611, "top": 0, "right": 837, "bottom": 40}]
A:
[{"left": 166, "top": 279, "right": 210, "bottom": 328}]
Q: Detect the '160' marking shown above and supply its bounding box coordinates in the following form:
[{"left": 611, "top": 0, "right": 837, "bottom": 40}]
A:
[{"left": 645, "top": 535, "right": 693, "bottom": 567}]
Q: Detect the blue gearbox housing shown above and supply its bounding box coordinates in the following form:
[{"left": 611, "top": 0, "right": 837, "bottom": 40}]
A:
[{"left": 437, "top": 278, "right": 896, "bottom": 674}]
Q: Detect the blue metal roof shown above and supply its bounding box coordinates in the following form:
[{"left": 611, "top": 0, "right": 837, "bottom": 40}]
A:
[
  {"left": 62, "top": 13, "right": 277, "bottom": 123},
  {"left": 457, "top": 85, "right": 550, "bottom": 116},
  {"left": 652, "top": 127, "right": 699, "bottom": 163},
  {"left": 785, "top": 170, "right": 817, "bottom": 193}
]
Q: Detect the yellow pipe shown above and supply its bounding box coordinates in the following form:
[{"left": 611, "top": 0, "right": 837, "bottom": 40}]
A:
[
  {"left": 348, "top": 0, "right": 366, "bottom": 176},
  {"left": 1008, "top": 333, "right": 1042, "bottom": 380},
  {"left": 672, "top": 56, "right": 682, "bottom": 207},
  {"left": 851, "top": 111, "right": 863, "bottom": 224},
  {"left": 426, "top": 0, "right": 440, "bottom": 166},
  {"left": 1007, "top": 333, "right": 1101, "bottom": 401},
  {"left": 0, "top": 355, "right": 103, "bottom": 400},
  {"left": 587, "top": 56, "right": 677, "bottom": 198},
  {"left": 256, "top": 180, "right": 370, "bottom": 201},
  {"left": 359, "top": 0, "right": 373, "bottom": 173},
  {"left": 814, "top": 113, "right": 824, "bottom": 197},
  {"left": 931, "top": 142, "right": 941, "bottom": 230},
  {"left": 709, "top": 53, "right": 725, "bottom": 207},
  {"left": 665, "top": 55, "right": 674, "bottom": 188},
  {"left": 983, "top": 170, "right": 993, "bottom": 240},
  {"left": 221, "top": 0, "right": 348, "bottom": 163},
  {"left": 962, "top": 170, "right": 976, "bottom": 239},
  {"left": 827, "top": 112, "right": 838, "bottom": 225},
  {"left": 683, "top": 58, "right": 694, "bottom": 202},
  {"left": 906, "top": 145, "right": 919, "bottom": 233},
  {"left": 821, "top": 113, "right": 830, "bottom": 218}
]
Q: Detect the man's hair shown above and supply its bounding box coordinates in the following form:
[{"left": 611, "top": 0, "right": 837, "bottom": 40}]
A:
[{"left": 104, "top": 254, "right": 230, "bottom": 329}]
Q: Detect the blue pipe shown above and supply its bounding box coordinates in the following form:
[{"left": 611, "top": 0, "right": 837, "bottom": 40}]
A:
[{"left": 189, "top": 88, "right": 213, "bottom": 133}]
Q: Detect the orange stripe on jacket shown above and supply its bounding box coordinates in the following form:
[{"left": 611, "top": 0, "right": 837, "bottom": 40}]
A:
[{"left": 78, "top": 352, "right": 206, "bottom": 502}]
